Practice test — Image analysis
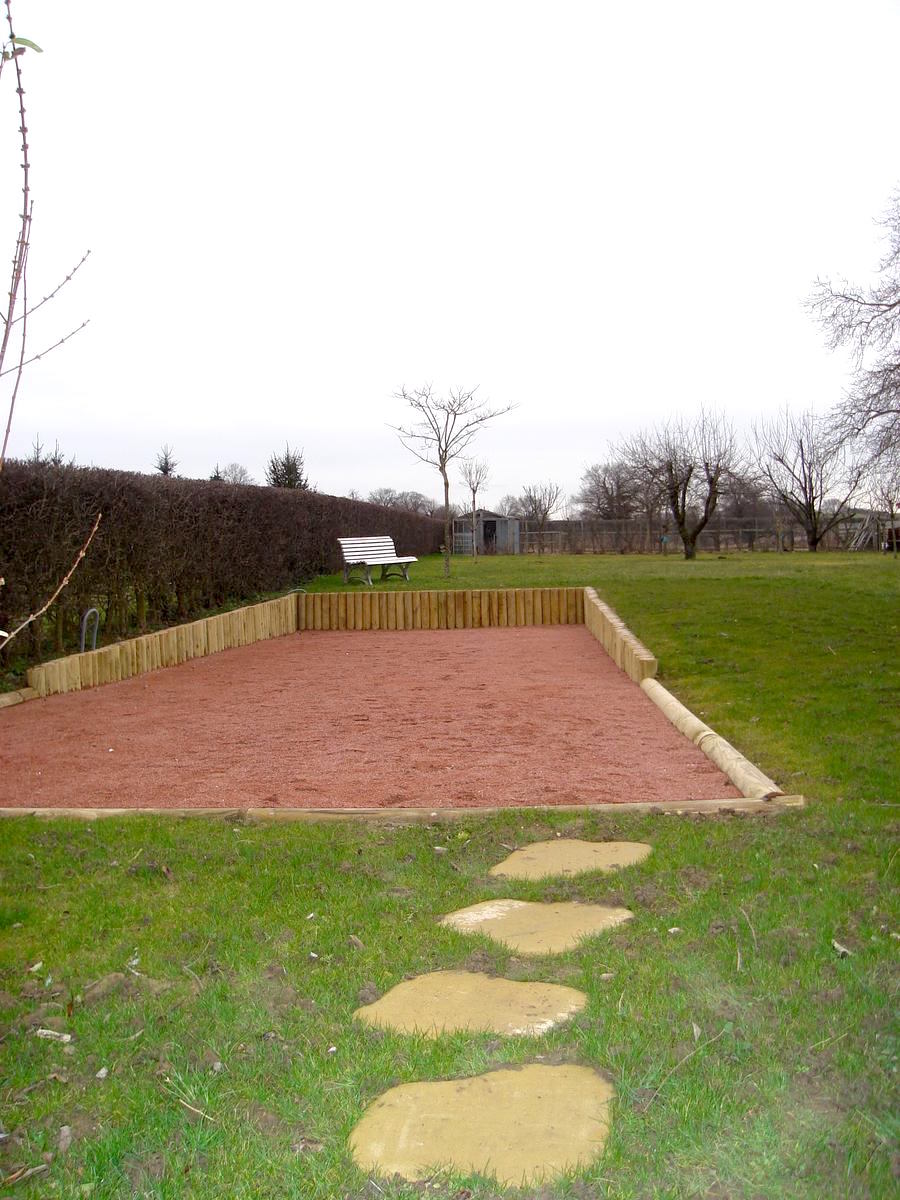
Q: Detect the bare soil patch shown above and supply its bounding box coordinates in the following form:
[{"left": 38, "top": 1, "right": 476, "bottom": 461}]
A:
[{"left": 1, "top": 627, "right": 739, "bottom": 809}]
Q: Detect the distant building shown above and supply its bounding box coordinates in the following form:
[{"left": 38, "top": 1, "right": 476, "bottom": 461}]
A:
[{"left": 452, "top": 509, "right": 521, "bottom": 555}]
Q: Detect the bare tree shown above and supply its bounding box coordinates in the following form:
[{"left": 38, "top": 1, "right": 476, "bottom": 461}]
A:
[
  {"left": 220, "top": 461, "right": 254, "bottom": 485},
  {"left": 867, "top": 447, "right": 900, "bottom": 556},
  {"left": 460, "top": 458, "right": 490, "bottom": 558},
  {"left": 753, "top": 407, "right": 864, "bottom": 551},
  {"left": 367, "top": 487, "right": 400, "bottom": 508},
  {"left": 808, "top": 191, "right": 899, "bottom": 461},
  {"left": 0, "top": 4, "right": 97, "bottom": 651},
  {"left": 265, "top": 443, "right": 308, "bottom": 489},
  {"left": 573, "top": 461, "right": 638, "bottom": 519},
  {"left": 620, "top": 410, "right": 741, "bottom": 560},
  {"left": 497, "top": 493, "right": 524, "bottom": 517},
  {"left": 154, "top": 443, "right": 178, "bottom": 476},
  {"left": 366, "top": 488, "right": 437, "bottom": 513},
  {"left": 520, "top": 481, "right": 564, "bottom": 554},
  {"left": 392, "top": 385, "right": 513, "bottom": 577},
  {"left": 396, "top": 490, "right": 435, "bottom": 514}
]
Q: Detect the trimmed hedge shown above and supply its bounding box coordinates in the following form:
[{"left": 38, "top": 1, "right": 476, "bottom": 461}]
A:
[{"left": 0, "top": 462, "right": 442, "bottom": 661}]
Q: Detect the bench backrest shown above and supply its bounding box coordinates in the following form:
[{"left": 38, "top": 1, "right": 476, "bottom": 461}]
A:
[{"left": 338, "top": 535, "right": 399, "bottom": 562}]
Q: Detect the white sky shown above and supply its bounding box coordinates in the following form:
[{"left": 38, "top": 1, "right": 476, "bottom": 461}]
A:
[{"left": 5, "top": 0, "right": 899, "bottom": 510}]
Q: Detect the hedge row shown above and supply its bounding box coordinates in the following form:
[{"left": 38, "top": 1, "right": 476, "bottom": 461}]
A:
[{"left": 0, "top": 462, "right": 442, "bottom": 660}]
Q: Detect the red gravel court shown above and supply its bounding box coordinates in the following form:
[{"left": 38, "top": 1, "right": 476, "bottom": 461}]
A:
[{"left": 0, "top": 626, "right": 740, "bottom": 810}]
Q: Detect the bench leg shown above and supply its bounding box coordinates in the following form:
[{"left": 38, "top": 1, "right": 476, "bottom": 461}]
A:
[
  {"left": 365, "top": 565, "right": 373, "bottom": 586},
  {"left": 378, "top": 564, "right": 411, "bottom": 583}
]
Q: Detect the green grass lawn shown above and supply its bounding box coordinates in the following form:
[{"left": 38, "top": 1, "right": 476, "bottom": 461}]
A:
[{"left": 1, "top": 553, "right": 897, "bottom": 1198}]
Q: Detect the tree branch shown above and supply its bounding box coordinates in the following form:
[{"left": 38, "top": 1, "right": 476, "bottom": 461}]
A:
[
  {"left": 0, "top": 318, "right": 90, "bottom": 377},
  {"left": 10, "top": 248, "right": 91, "bottom": 325},
  {"left": 1, "top": 511, "right": 102, "bottom": 649}
]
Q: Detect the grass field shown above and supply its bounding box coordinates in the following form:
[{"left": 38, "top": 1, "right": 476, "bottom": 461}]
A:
[{"left": 1, "top": 553, "right": 897, "bottom": 1198}]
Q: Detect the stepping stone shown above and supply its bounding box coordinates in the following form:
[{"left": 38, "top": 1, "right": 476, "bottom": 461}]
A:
[
  {"left": 489, "top": 838, "right": 652, "bottom": 880},
  {"left": 353, "top": 970, "right": 586, "bottom": 1037},
  {"left": 440, "top": 899, "right": 633, "bottom": 955},
  {"left": 349, "top": 1063, "right": 613, "bottom": 1188}
]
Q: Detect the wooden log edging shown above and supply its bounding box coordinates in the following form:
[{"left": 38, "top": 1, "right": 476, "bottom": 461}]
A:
[
  {"left": 0, "top": 796, "right": 806, "bottom": 821},
  {"left": 19, "top": 587, "right": 588, "bottom": 699},
  {"left": 640, "top": 677, "right": 784, "bottom": 800},
  {"left": 25, "top": 593, "right": 300, "bottom": 699},
  {"left": 0, "top": 687, "right": 38, "bottom": 709},
  {"left": 581, "top": 587, "right": 783, "bottom": 800},
  {"left": 582, "top": 587, "right": 658, "bottom": 682},
  {"left": 297, "top": 587, "right": 585, "bottom": 632}
]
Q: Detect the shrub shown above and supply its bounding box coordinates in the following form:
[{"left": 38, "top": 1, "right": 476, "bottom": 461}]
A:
[{"left": 0, "top": 462, "right": 441, "bottom": 662}]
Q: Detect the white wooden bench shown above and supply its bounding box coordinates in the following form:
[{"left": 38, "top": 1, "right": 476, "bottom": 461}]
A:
[{"left": 337, "top": 536, "right": 418, "bottom": 586}]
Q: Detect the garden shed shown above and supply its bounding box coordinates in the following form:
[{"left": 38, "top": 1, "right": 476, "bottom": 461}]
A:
[{"left": 452, "top": 510, "right": 520, "bottom": 555}]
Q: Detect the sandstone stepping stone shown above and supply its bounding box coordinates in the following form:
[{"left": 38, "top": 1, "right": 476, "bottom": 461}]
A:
[
  {"left": 353, "top": 969, "right": 586, "bottom": 1037},
  {"left": 489, "top": 838, "right": 652, "bottom": 880},
  {"left": 440, "top": 899, "right": 633, "bottom": 955},
  {"left": 349, "top": 1063, "right": 613, "bottom": 1187}
]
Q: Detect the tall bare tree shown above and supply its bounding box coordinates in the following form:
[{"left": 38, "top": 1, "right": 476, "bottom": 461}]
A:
[
  {"left": 459, "top": 458, "right": 490, "bottom": 558},
  {"left": 520, "top": 481, "right": 564, "bottom": 554},
  {"left": 808, "top": 190, "right": 899, "bottom": 461},
  {"left": 1, "top": 3, "right": 97, "bottom": 651},
  {"left": 753, "top": 407, "right": 864, "bottom": 551},
  {"left": 620, "top": 410, "right": 740, "bottom": 560},
  {"left": 866, "top": 447, "right": 899, "bottom": 556},
  {"left": 392, "top": 385, "right": 513, "bottom": 577}
]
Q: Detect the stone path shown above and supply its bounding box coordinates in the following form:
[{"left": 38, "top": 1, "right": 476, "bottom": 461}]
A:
[
  {"left": 489, "top": 837, "right": 652, "bottom": 880},
  {"left": 354, "top": 970, "right": 586, "bottom": 1037},
  {"left": 439, "top": 898, "right": 634, "bottom": 955},
  {"left": 348, "top": 838, "right": 652, "bottom": 1189}
]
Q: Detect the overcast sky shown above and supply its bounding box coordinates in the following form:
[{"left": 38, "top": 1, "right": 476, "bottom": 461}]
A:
[{"left": 4, "top": 0, "right": 899, "bottom": 510}]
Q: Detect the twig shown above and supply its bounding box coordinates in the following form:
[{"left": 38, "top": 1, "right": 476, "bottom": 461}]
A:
[
  {"left": 643, "top": 1026, "right": 727, "bottom": 1108},
  {"left": 11, "top": 249, "right": 90, "bottom": 324},
  {"left": 739, "top": 905, "right": 758, "bottom": 951},
  {"left": 736, "top": 943, "right": 742, "bottom": 973},
  {"left": 883, "top": 845, "right": 899, "bottom": 879},
  {"left": 182, "top": 964, "right": 203, "bottom": 988},
  {"left": 0, "top": 510, "right": 101, "bottom": 649},
  {"left": 176, "top": 1097, "right": 214, "bottom": 1121},
  {"left": 808, "top": 1030, "right": 849, "bottom": 1052},
  {"left": 0, "top": 317, "right": 90, "bottom": 377},
  {"left": 1, "top": 1162, "right": 49, "bottom": 1186}
]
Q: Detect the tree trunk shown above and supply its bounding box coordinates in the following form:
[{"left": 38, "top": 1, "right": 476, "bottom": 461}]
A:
[
  {"left": 441, "top": 469, "right": 451, "bottom": 578},
  {"left": 682, "top": 535, "right": 697, "bottom": 560}
]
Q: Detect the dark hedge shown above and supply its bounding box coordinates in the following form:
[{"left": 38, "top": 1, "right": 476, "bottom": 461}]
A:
[{"left": 0, "top": 462, "right": 442, "bottom": 662}]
